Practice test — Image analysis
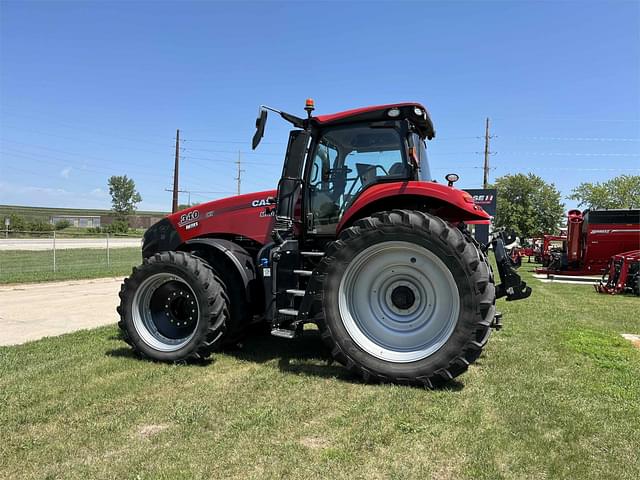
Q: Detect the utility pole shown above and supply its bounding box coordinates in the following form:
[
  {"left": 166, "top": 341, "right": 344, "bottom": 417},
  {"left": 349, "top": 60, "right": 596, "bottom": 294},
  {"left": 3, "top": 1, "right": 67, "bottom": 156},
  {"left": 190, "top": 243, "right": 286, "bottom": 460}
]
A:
[
  {"left": 172, "top": 129, "right": 180, "bottom": 213},
  {"left": 483, "top": 118, "right": 491, "bottom": 189},
  {"left": 235, "top": 150, "right": 244, "bottom": 195},
  {"left": 165, "top": 188, "right": 190, "bottom": 208}
]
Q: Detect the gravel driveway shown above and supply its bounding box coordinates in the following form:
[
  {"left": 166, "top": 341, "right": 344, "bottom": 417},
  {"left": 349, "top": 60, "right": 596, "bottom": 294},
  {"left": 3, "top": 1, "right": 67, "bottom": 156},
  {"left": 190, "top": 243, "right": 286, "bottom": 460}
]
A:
[{"left": 0, "top": 277, "right": 124, "bottom": 346}]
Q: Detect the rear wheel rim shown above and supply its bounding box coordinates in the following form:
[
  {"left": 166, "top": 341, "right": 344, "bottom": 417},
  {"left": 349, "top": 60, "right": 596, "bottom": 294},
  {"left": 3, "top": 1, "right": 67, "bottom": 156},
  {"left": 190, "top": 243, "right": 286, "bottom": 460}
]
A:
[
  {"left": 132, "top": 272, "right": 200, "bottom": 352},
  {"left": 338, "top": 241, "right": 460, "bottom": 363}
]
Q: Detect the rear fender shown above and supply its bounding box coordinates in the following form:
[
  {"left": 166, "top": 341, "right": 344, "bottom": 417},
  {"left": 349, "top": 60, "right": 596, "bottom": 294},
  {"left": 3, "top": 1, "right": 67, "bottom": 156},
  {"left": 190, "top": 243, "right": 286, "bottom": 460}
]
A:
[
  {"left": 337, "top": 182, "right": 490, "bottom": 233},
  {"left": 181, "top": 238, "right": 257, "bottom": 303}
]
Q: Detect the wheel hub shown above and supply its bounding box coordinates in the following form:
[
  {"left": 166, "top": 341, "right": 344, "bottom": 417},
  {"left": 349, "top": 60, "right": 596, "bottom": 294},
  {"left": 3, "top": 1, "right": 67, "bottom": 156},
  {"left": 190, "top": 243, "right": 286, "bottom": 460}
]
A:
[
  {"left": 338, "top": 241, "right": 460, "bottom": 363},
  {"left": 390, "top": 284, "right": 417, "bottom": 311}
]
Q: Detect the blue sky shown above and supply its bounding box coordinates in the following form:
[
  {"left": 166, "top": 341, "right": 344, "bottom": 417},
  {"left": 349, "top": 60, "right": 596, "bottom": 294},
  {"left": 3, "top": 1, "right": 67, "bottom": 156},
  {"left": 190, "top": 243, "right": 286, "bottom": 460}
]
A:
[{"left": 1, "top": 0, "right": 639, "bottom": 212}]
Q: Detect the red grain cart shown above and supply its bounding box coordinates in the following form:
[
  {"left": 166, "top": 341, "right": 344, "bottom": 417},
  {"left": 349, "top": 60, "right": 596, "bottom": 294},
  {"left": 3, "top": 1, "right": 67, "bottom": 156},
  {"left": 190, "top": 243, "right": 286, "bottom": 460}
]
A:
[{"left": 536, "top": 209, "right": 640, "bottom": 276}]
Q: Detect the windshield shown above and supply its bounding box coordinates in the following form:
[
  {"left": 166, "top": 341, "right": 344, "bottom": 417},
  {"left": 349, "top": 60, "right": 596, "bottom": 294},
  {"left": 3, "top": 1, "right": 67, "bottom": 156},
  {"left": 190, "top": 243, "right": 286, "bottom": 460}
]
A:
[
  {"left": 413, "top": 134, "right": 433, "bottom": 182},
  {"left": 308, "top": 124, "right": 408, "bottom": 233}
]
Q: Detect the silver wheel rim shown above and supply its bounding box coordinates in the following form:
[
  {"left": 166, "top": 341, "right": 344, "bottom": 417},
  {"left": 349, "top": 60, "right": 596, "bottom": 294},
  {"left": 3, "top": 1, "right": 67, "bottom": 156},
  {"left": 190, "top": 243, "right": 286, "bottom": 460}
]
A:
[
  {"left": 338, "top": 241, "right": 460, "bottom": 363},
  {"left": 132, "top": 272, "right": 200, "bottom": 352}
]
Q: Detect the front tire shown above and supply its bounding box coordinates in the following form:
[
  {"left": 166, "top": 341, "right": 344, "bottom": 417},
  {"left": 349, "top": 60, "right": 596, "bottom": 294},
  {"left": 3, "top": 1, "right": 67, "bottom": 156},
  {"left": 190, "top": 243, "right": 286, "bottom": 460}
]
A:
[
  {"left": 312, "top": 210, "right": 496, "bottom": 387},
  {"left": 117, "top": 251, "right": 228, "bottom": 361}
]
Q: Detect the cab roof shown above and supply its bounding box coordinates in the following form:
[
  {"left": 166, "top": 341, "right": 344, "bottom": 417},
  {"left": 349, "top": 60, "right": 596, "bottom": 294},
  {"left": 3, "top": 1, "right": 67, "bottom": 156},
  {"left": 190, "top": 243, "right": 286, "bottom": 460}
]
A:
[{"left": 310, "top": 102, "right": 435, "bottom": 139}]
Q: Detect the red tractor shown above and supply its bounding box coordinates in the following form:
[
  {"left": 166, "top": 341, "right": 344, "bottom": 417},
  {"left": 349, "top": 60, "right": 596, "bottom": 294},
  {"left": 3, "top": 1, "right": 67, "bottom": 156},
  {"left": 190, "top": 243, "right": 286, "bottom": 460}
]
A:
[
  {"left": 536, "top": 234, "right": 567, "bottom": 266},
  {"left": 596, "top": 250, "right": 640, "bottom": 295},
  {"left": 117, "top": 101, "right": 531, "bottom": 386},
  {"left": 536, "top": 209, "right": 640, "bottom": 276}
]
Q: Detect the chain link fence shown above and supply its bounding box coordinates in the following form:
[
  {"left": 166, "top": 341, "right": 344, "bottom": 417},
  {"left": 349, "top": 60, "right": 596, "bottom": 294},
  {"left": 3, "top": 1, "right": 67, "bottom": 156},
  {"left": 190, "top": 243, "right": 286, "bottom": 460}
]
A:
[{"left": 0, "top": 231, "right": 143, "bottom": 283}]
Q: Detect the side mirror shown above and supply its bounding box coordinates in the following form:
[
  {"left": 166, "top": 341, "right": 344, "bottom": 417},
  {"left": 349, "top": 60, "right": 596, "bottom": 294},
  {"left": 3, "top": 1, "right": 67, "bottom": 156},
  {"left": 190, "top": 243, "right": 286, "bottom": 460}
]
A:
[
  {"left": 445, "top": 173, "right": 459, "bottom": 187},
  {"left": 252, "top": 109, "right": 268, "bottom": 150}
]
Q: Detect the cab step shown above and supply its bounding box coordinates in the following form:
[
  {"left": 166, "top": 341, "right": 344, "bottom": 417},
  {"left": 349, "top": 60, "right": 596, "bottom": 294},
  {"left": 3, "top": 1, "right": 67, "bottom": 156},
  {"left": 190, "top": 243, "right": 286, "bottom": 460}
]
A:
[
  {"left": 278, "top": 308, "right": 299, "bottom": 316},
  {"left": 271, "top": 328, "right": 297, "bottom": 339},
  {"left": 293, "top": 269, "right": 313, "bottom": 276},
  {"left": 301, "top": 251, "right": 325, "bottom": 257},
  {"left": 285, "top": 289, "right": 306, "bottom": 296}
]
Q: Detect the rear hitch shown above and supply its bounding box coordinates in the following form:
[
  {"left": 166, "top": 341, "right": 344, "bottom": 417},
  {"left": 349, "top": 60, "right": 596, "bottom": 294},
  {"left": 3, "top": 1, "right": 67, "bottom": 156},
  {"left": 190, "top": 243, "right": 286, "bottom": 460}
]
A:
[{"left": 491, "top": 233, "right": 532, "bottom": 301}]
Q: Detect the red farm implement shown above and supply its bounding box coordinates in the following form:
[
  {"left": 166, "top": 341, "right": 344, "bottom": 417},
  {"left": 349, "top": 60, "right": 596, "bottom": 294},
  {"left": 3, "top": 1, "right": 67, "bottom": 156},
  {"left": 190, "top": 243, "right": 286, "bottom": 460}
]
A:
[
  {"left": 596, "top": 250, "right": 640, "bottom": 295},
  {"left": 536, "top": 209, "right": 640, "bottom": 277}
]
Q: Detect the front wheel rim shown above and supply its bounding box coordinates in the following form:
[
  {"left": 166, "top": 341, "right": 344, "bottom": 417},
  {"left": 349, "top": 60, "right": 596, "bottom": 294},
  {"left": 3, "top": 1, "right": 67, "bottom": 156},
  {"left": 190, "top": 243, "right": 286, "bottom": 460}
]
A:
[
  {"left": 132, "top": 272, "right": 200, "bottom": 352},
  {"left": 338, "top": 241, "right": 460, "bottom": 363}
]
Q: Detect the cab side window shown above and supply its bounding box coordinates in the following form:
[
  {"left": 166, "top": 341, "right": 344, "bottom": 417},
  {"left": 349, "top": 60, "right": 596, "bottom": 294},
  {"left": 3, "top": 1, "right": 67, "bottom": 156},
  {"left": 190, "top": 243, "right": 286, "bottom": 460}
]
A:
[{"left": 308, "top": 141, "right": 341, "bottom": 234}]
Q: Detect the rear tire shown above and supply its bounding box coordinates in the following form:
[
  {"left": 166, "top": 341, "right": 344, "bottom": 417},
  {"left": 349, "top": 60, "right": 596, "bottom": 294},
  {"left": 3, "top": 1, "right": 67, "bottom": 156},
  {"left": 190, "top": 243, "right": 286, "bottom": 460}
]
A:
[
  {"left": 312, "top": 210, "right": 495, "bottom": 387},
  {"left": 117, "top": 251, "right": 228, "bottom": 361}
]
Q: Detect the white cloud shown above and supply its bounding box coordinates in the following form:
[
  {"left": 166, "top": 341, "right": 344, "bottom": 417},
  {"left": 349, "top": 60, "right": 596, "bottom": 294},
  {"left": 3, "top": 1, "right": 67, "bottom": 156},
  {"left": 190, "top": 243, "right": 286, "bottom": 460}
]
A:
[{"left": 60, "top": 167, "right": 72, "bottom": 179}]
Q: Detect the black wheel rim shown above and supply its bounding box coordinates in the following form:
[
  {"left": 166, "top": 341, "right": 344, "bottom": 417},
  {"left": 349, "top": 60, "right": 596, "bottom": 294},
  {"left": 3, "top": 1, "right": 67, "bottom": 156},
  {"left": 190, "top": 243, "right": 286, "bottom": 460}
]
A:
[{"left": 132, "top": 273, "right": 200, "bottom": 351}]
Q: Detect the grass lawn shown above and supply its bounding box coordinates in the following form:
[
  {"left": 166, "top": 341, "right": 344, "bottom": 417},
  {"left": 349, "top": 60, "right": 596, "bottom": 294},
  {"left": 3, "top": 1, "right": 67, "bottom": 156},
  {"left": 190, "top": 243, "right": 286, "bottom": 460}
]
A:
[
  {"left": 1, "top": 266, "right": 639, "bottom": 479},
  {"left": 0, "top": 247, "right": 140, "bottom": 284}
]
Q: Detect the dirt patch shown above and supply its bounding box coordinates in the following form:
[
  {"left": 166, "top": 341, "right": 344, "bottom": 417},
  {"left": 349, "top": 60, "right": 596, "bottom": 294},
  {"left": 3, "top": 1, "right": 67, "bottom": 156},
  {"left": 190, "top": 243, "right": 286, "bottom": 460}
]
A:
[
  {"left": 299, "top": 436, "right": 330, "bottom": 449},
  {"left": 135, "top": 424, "right": 169, "bottom": 439},
  {"left": 621, "top": 334, "right": 640, "bottom": 349}
]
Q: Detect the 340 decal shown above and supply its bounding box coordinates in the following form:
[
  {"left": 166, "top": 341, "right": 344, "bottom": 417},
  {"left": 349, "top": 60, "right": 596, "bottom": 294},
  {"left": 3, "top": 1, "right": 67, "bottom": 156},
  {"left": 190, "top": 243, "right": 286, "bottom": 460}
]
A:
[{"left": 178, "top": 210, "right": 200, "bottom": 226}]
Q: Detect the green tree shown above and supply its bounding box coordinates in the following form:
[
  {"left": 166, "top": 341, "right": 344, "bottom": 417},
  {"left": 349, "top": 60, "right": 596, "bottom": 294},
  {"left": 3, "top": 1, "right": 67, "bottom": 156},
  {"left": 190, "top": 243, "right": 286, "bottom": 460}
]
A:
[
  {"left": 492, "top": 173, "right": 565, "bottom": 238},
  {"left": 107, "top": 175, "right": 142, "bottom": 226},
  {"left": 54, "top": 219, "right": 72, "bottom": 230},
  {"left": 28, "top": 219, "right": 54, "bottom": 232},
  {"left": 8, "top": 214, "right": 27, "bottom": 232},
  {"left": 568, "top": 175, "right": 640, "bottom": 209}
]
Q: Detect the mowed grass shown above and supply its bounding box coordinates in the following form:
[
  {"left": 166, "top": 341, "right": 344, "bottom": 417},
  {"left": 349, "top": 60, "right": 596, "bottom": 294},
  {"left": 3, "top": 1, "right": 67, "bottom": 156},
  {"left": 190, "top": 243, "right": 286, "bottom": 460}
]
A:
[
  {"left": 1, "top": 266, "right": 639, "bottom": 479},
  {"left": 0, "top": 247, "right": 140, "bottom": 284}
]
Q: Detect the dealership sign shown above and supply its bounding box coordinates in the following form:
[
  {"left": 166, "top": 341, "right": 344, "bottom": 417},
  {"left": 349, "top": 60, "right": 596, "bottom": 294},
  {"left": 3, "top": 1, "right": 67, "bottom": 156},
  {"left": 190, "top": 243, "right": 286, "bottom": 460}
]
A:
[{"left": 464, "top": 188, "right": 497, "bottom": 244}]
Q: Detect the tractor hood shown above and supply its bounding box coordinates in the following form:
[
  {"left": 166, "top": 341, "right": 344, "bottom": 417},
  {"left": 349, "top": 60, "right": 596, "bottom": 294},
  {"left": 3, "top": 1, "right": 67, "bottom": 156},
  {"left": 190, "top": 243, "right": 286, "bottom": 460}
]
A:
[{"left": 165, "top": 190, "right": 277, "bottom": 246}]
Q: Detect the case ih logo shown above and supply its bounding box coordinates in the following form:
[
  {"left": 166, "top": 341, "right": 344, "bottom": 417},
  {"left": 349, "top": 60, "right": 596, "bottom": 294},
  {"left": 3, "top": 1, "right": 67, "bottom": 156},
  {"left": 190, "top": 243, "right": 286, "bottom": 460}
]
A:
[
  {"left": 251, "top": 198, "right": 271, "bottom": 208},
  {"left": 472, "top": 194, "right": 494, "bottom": 205}
]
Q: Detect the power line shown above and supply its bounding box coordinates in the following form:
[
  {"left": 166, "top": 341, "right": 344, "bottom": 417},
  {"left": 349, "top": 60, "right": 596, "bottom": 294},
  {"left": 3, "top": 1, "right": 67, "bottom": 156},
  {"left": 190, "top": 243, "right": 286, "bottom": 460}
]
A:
[
  {"left": 181, "top": 154, "right": 282, "bottom": 166},
  {"left": 183, "top": 138, "right": 286, "bottom": 146},
  {"left": 0, "top": 138, "right": 168, "bottom": 166},
  {"left": 0, "top": 109, "right": 173, "bottom": 144},
  {"left": 0, "top": 124, "right": 173, "bottom": 156},
  {"left": 497, "top": 151, "right": 640, "bottom": 157},
  {"left": 501, "top": 136, "right": 640, "bottom": 142},
  {"left": 494, "top": 165, "right": 640, "bottom": 172},
  {"left": 490, "top": 114, "right": 640, "bottom": 123},
  {"left": 0, "top": 147, "right": 172, "bottom": 181},
  {"left": 180, "top": 146, "right": 284, "bottom": 157}
]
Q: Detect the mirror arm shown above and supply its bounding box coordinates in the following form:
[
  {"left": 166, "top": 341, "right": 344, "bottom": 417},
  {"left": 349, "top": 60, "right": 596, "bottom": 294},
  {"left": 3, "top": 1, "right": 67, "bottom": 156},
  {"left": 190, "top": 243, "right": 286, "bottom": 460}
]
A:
[{"left": 261, "top": 105, "right": 304, "bottom": 128}]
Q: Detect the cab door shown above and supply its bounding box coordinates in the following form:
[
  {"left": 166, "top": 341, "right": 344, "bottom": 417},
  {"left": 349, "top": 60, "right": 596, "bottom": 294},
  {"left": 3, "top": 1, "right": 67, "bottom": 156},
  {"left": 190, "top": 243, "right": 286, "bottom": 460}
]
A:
[{"left": 275, "top": 130, "right": 311, "bottom": 226}]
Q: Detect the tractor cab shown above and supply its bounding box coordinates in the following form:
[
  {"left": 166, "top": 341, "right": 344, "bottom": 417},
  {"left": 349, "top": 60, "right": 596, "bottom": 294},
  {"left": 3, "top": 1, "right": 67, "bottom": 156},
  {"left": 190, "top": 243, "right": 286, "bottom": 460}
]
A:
[{"left": 254, "top": 101, "right": 438, "bottom": 241}]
